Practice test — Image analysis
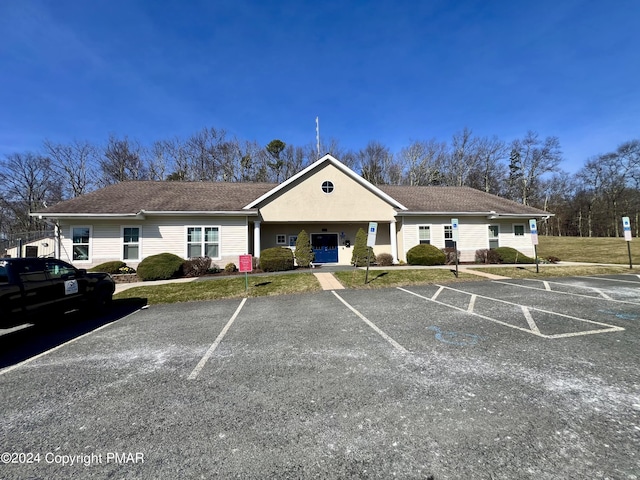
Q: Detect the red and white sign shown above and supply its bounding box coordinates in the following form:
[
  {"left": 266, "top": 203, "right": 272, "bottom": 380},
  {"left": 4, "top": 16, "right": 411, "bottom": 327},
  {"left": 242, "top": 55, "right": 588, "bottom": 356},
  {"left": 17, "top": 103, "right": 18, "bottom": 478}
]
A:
[{"left": 239, "top": 254, "right": 253, "bottom": 273}]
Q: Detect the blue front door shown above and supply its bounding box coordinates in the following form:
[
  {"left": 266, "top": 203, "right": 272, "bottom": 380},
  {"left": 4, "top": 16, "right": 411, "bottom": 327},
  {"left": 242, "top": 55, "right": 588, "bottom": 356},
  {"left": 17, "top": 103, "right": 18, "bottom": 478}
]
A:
[{"left": 311, "top": 233, "right": 338, "bottom": 263}]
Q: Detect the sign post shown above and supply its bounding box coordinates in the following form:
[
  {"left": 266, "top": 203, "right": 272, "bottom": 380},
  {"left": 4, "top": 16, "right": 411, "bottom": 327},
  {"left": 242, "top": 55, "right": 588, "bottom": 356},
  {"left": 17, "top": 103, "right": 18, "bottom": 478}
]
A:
[
  {"left": 622, "top": 216, "right": 632, "bottom": 269},
  {"left": 365, "top": 222, "right": 378, "bottom": 284},
  {"left": 451, "top": 218, "right": 459, "bottom": 277},
  {"left": 529, "top": 219, "right": 539, "bottom": 273},
  {"left": 239, "top": 254, "right": 253, "bottom": 292}
]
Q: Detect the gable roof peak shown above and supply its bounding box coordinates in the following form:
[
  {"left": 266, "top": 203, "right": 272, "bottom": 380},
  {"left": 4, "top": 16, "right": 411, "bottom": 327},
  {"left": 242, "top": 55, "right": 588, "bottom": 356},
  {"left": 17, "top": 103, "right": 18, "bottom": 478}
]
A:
[{"left": 243, "top": 154, "right": 408, "bottom": 210}]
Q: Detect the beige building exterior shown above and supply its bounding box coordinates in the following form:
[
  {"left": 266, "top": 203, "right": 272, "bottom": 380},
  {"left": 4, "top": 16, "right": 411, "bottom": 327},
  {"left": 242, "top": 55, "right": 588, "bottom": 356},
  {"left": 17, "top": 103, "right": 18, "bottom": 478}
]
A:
[{"left": 33, "top": 154, "right": 551, "bottom": 268}]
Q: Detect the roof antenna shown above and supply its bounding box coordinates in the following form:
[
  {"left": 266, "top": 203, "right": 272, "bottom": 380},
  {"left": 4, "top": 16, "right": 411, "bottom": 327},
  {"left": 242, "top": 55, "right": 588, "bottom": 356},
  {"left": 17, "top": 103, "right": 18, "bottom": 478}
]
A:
[{"left": 316, "top": 116, "right": 320, "bottom": 159}]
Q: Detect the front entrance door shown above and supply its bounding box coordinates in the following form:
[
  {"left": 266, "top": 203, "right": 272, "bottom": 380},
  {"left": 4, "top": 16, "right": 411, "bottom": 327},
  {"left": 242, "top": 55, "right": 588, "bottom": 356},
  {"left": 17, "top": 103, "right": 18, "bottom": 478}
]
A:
[{"left": 311, "top": 233, "right": 338, "bottom": 263}]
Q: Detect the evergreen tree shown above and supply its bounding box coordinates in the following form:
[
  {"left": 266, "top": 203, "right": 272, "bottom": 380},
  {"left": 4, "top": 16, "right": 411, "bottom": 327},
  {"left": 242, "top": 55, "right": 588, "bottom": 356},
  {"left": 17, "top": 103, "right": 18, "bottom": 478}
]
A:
[
  {"left": 351, "top": 228, "right": 376, "bottom": 266},
  {"left": 294, "top": 230, "right": 314, "bottom": 267}
]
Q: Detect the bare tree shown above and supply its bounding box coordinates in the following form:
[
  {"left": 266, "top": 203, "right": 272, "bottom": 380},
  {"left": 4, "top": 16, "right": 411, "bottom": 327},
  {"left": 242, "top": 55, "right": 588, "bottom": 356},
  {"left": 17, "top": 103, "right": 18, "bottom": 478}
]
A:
[
  {"left": 99, "top": 135, "right": 148, "bottom": 185},
  {"left": 509, "top": 131, "right": 562, "bottom": 206},
  {"left": 399, "top": 139, "right": 448, "bottom": 186},
  {"left": 0, "top": 152, "right": 60, "bottom": 234},
  {"left": 43, "top": 139, "right": 98, "bottom": 197},
  {"left": 357, "top": 141, "right": 394, "bottom": 185},
  {"left": 443, "top": 127, "right": 481, "bottom": 187},
  {"left": 467, "top": 136, "right": 508, "bottom": 194}
]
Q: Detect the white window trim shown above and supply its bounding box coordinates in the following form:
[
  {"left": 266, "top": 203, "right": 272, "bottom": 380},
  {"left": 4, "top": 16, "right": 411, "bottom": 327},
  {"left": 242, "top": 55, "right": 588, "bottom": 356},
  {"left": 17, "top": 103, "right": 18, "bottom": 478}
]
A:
[
  {"left": 417, "top": 224, "right": 431, "bottom": 244},
  {"left": 513, "top": 223, "right": 526, "bottom": 237},
  {"left": 276, "top": 234, "right": 287, "bottom": 245},
  {"left": 444, "top": 224, "right": 453, "bottom": 240},
  {"left": 488, "top": 224, "right": 500, "bottom": 248},
  {"left": 288, "top": 235, "right": 298, "bottom": 247},
  {"left": 121, "top": 225, "right": 142, "bottom": 261},
  {"left": 185, "top": 226, "right": 222, "bottom": 260},
  {"left": 70, "top": 225, "right": 92, "bottom": 263}
]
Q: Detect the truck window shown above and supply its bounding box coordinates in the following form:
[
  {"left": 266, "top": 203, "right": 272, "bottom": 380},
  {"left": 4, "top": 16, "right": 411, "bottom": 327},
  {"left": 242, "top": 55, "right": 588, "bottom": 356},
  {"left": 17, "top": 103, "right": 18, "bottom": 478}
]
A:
[
  {"left": 0, "top": 264, "right": 8, "bottom": 283},
  {"left": 44, "top": 261, "right": 76, "bottom": 279}
]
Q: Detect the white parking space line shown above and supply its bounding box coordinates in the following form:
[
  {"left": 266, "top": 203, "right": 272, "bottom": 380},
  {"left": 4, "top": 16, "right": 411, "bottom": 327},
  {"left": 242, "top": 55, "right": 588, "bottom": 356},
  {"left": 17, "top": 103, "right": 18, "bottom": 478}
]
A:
[
  {"left": 397, "top": 286, "right": 625, "bottom": 339},
  {"left": 493, "top": 280, "right": 640, "bottom": 305},
  {"left": 331, "top": 291, "right": 408, "bottom": 354},
  {"left": 521, "top": 306, "right": 541, "bottom": 335},
  {"left": 543, "top": 281, "right": 551, "bottom": 291},
  {"left": 432, "top": 286, "right": 444, "bottom": 301},
  {"left": 398, "top": 287, "right": 544, "bottom": 337},
  {"left": 592, "top": 288, "right": 613, "bottom": 300},
  {"left": 587, "top": 276, "right": 640, "bottom": 285},
  {"left": 467, "top": 294, "right": 477, "bottom": 313},
  {"left": 188, "top": 298, "right": 247, "bottom": 380}
]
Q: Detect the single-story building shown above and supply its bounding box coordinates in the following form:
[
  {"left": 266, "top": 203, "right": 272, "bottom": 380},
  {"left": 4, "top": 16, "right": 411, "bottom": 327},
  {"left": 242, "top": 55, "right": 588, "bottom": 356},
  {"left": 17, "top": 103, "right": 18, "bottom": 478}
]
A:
[
  {"left": 3, "top": 237, "right": 56, "bottom": 258},
  {"left": 32, "top": 154, "right": 551, "bottom": 268}
]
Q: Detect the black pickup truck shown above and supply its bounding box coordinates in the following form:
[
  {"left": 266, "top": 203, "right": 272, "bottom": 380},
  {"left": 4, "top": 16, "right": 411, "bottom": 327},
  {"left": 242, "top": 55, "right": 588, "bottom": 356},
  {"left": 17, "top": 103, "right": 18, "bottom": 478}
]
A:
[{"left": 0, "top": 258, "right": 115, "bottom": 328}]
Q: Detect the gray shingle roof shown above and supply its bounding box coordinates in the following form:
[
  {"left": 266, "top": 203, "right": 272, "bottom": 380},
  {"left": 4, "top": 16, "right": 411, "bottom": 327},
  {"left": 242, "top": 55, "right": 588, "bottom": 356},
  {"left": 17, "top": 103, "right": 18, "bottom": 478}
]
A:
[
  {"left": 37, "top": 181, "right": 549, "bottom": 216},
  {"left": 39, "top": 181, "right": 277, "bottom": 214},
  {"left": 379, "top": 185, "right": 549, "bottom": 215}
]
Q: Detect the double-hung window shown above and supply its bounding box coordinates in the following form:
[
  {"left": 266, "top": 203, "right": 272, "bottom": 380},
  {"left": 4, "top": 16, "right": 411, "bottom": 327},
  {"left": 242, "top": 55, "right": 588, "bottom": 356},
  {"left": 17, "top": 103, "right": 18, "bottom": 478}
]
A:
[
  {"left": 123, "top": 227, "right": 141, "bottom": 261},
  {"left": 418, "top": 225, "right": 431, "bottom": 244},
  {"left": 72, "top": 227, "right": 91, "bottom": 261},
  {"left": 187, "top": 227, "right": 220, "bottom": 258},
  {"left": 488, "top": 225, "right": 500, "bottom": 249},
  {"left": 444, "top": 225, "right": 455, "bottom": 248}
]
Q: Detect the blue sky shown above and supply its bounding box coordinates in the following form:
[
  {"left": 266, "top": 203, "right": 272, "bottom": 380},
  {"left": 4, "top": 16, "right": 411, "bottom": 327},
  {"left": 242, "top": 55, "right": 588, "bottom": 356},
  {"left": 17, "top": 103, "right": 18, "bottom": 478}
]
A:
[{"left": 1, "top": 0, "right": 638, "bottom": 173}]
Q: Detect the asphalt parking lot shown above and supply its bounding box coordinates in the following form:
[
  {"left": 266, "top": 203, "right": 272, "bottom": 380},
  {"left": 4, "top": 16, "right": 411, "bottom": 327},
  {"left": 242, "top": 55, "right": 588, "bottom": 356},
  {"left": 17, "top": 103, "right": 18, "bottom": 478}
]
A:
[{"left": 1, "top": 274, "right": 639, "bottom": 479}]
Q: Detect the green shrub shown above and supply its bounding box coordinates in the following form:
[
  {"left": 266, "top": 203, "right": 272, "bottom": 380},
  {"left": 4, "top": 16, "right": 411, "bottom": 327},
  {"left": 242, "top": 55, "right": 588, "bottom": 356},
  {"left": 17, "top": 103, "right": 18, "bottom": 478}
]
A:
[
  {"left": 376, "top": 253, "right": 394, "bottom": 266},
  {"left": 224, "top": 262, "right": 238, "bottom": 273},
  {"left": 294, "top": 230, "right": 314, "bottom": 267},
  {"left": 493, "top": 247, "right": 534, "bottom": 264},
  {"left": 259, "top": 247, "right": 295, "bottom": 272},
  {"left": 182, "top": 256, "right": 212, "bottom": 277},
  {"left": 137, "top": 253, "right": 184, "bottom": 281},
  {"left": 90, "top": 261, "right": 126, "bottom": 274},
  {"left": 351, "top": 228, "right": 376, "bottom": 267},
  {"left": 406, "top": 244, "right": 446, "bottom": 266}
]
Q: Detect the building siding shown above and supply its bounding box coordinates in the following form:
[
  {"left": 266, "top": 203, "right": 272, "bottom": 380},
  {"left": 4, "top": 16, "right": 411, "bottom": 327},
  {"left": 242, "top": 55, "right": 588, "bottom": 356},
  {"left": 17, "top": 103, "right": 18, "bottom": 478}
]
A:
[
  {"left": 59, "top": 216, "right": 249, "bottom": 269},
  {"left": 400, "top": 216, "right": 536, "bottom": 262}
]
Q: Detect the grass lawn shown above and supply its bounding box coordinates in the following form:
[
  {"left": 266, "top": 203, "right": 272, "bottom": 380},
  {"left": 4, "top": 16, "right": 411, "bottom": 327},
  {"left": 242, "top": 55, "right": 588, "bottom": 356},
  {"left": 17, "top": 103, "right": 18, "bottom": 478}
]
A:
[
  {"left": 333, "top": 268, "right": 478, "bottom": 289},
  {"left": 472, "top": 264, "right": 640, "bottom": 279},
  {"left": 537, "top": 236, "right": 639, "bottom": 265},
  {"left": 114, "top": 273, "right": 321, "bottom": 304}
]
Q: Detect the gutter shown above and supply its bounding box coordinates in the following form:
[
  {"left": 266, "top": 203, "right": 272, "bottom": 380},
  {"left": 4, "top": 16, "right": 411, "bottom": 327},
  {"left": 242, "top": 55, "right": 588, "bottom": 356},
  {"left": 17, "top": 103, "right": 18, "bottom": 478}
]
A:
[{"left": 31, "top": 210, "right": 259, "bottom": 220}]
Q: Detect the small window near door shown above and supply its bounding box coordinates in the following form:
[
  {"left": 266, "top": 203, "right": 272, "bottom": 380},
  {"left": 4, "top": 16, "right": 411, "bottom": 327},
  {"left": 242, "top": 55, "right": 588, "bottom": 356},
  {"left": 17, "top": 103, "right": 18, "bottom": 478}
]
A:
[
  {"left": 276, "top": 234, "right": 286, "bottom": 245},
  {"left": 418, "top": 225, "right": 430, "bottom": 244},
  {"left": 514, "top": 224, "right": 525, "bottom": 236},
  {"left": 488, "top": 225, "right": 499, "bottom": 249},
  {"left": 288, "top": 235, "right": 298, "bottom": 247}
]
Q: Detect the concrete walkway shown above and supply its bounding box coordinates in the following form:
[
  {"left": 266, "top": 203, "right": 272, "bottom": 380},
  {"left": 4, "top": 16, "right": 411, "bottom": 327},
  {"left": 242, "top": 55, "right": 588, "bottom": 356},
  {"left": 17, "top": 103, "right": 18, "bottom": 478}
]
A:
[{"left": 313, "top": 272, "right": 345, "bottom": 290}]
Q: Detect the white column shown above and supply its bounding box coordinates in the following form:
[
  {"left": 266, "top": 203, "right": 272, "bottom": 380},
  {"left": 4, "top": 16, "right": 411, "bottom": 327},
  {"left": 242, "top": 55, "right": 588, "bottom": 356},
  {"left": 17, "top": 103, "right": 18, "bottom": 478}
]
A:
[
  {"left": 389, "top": 219, "right": 398, "bottom": 264},
  {"left": 253, "top": 221, "right": 261, "bottom": 258}
]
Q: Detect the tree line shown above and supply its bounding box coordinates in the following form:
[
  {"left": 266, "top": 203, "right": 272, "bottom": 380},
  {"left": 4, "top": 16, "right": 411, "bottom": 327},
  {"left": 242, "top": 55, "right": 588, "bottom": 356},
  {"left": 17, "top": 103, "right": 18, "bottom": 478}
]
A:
[{"left": 1, "top": 126, "right": 638, "bottom": 248}]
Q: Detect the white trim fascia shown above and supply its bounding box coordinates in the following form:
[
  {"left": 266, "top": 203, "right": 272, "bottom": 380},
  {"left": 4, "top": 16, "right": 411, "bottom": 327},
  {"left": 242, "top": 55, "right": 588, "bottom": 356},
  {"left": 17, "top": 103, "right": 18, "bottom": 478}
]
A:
[
  {"left": 32, "top": 212, "right": 145, "bottom": 220},
  {"left": 33, "top": 210, "right": 259, "bottom": 220},
  {"left": 486, "top": 213, "right": 554, "bottom": 220},
  {"left": 139, "top": 210, "right": 258, "bottom": 217},
  {"left": 243, "top": 154, "right": 408, "bottom": 210}
]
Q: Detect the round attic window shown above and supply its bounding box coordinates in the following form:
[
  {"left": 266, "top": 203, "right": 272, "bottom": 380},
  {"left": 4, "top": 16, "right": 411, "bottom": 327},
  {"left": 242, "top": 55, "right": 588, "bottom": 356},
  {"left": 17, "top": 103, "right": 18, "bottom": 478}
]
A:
[{"left": 321, "top": 181, "right": 334, "bottom": 194}]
